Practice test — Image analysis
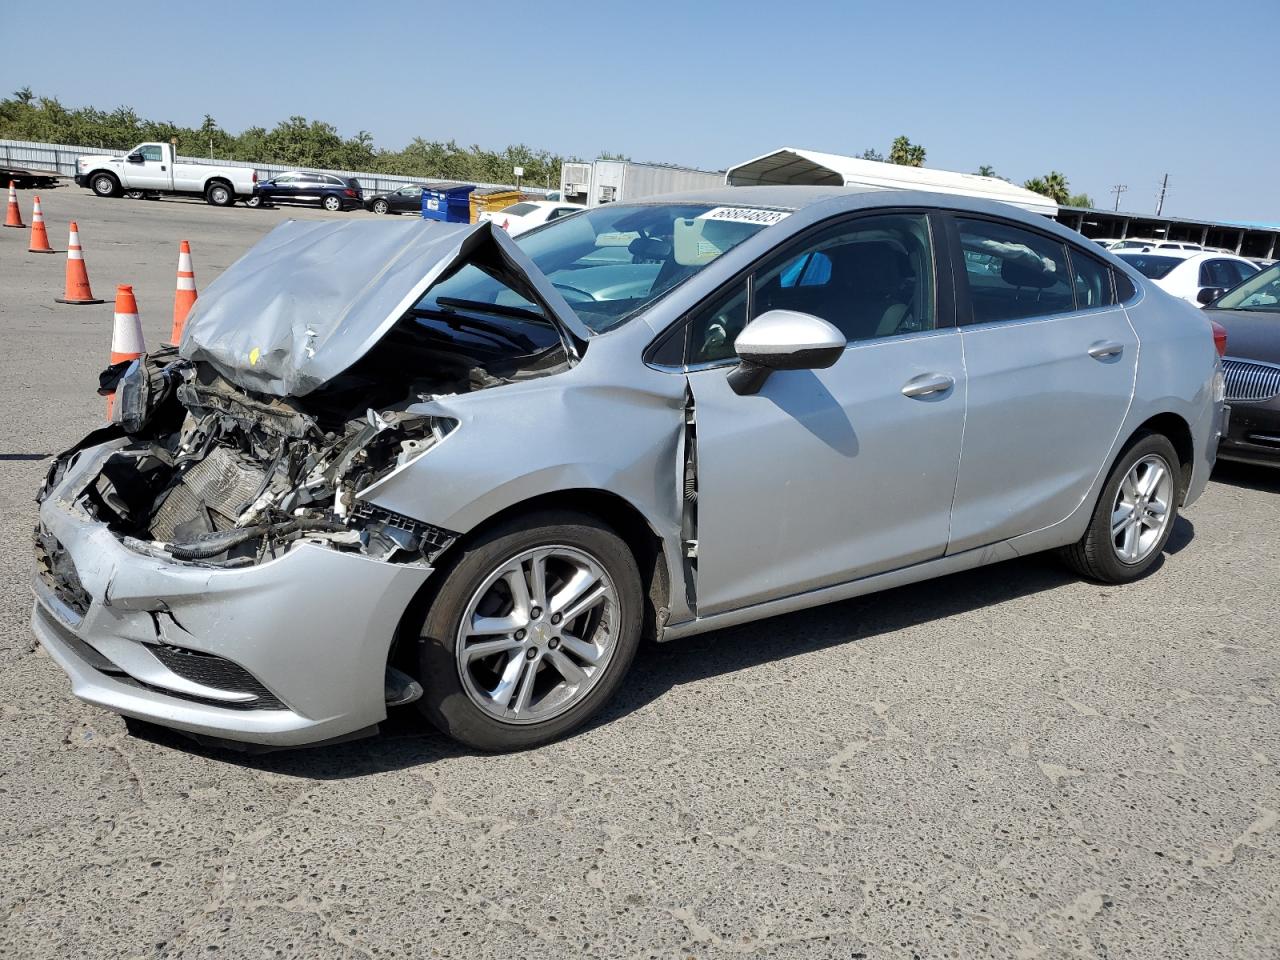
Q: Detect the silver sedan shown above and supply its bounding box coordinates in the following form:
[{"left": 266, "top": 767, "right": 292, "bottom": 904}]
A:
[{"left": 32, "top": 186, "right": 1227, "bottom": 751}]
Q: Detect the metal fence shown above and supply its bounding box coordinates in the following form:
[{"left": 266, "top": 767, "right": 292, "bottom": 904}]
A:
[{"left": 0, "top": 137, "right": 551, "bottom": 198}]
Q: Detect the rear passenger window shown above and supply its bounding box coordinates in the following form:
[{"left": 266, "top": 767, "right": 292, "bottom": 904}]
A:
[
  {"left": 1113, "top": 269, "right": 1137, "bottom": 302},
  {"left": 1068, "top": 247, "right": 1115, "bottom": 308},
  {"left": 957, "top": 218, "right": 1075, "bottom": 322}
]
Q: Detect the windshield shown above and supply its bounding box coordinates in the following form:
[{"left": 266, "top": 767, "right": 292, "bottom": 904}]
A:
[
  {"left": 1214, "top": 262, "right": 1280, "bottom": 312},
  {"left": 421, "top": 203, "right": 776, "bottom": 333},
  {"left": 1118, "top": 253, "right": 1183, "bottom": 280}
]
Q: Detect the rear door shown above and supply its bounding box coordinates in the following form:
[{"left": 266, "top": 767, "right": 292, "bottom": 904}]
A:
[
  {"left": 946, "top": 215, "right": 1137, "bottom": 553},
  {"left": 684, "top": 211, "right": 967, "bottom": 615}
]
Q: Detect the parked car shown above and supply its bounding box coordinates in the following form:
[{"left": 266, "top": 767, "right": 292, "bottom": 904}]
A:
[
  {"left": 1106, "top": 238, "right": 1202, "bottom": 252},
  {"left": 1202, "top": 262, "right": 1280, "bottom": 465},
  {"left": 366, "top": 184, "right": 424, "bottom": 215},
  {"left": 477, "top": 199, "right": 585, "bottom": 235},
  {"left": 1116, "top": 250, "right": 1259, "bottom": 304},
  {"left": 75, "top": 142, "right": 257, "bottom": 206},
  {"left": 250, "top": 171, "right": 364, "bottom": 212},
  {"left": 33, "top": 187, "right": 1226, "bottom": 752}
]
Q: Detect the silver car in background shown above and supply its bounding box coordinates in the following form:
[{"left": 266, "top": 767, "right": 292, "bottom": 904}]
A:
[{"left": 32, "top": 186, "right": 1227, "bottom": 751}]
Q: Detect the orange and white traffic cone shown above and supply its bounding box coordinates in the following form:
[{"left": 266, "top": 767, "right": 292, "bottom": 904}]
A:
[
  {"left": 169, "top": 240, "right": 197, "bottom": 343},
  {"left": 28, "top": 195, "right": 54, "bottom": 253},
  {"left": 106, "top": 285, "right": 146, "bottom": 419},
  {"left": 4, "top": 180, "right": 25, "bottom": 228},
  {"left": 55, "top": 222, "right": 105, "bottom": 305}
]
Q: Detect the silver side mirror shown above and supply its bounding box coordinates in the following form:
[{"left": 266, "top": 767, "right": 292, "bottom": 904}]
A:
[{"left": 728, "top": 309, "right": 846, "bottom": 395}]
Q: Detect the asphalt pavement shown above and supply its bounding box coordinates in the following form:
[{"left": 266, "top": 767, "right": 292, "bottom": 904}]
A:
[{"left": 1, "top": 186, "right": 1277, "bottom": 959}]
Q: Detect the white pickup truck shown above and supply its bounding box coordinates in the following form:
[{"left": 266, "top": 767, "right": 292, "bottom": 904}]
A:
[{"left": 75, "top": 142, "right": 257, "bottom": 207}]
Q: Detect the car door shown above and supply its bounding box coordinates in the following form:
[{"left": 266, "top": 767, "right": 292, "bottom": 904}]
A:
[
  {"left": 683, "top": 211, "right": 966, "bottom": 616},
  {"left": 394, "top": 186, "right": 421, "bottom": 212},
  {"left": 946, "top": 215, "right": 1137, "bottom": 554},
  {"left": 265, "top": 173, "right": 297, "bottom": 204},
  {"left": 126, "top": 144, "right": 170, "bottom": 190}
]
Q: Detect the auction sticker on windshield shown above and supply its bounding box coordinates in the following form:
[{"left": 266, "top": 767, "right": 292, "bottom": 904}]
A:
[{"left": 697, "top": 207, "right": 791, "bottom": 226}]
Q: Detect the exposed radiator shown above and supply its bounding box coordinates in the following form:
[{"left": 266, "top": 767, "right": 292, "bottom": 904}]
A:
[{"left": 149, "top": 446, "right": 265, "bottom": 542}]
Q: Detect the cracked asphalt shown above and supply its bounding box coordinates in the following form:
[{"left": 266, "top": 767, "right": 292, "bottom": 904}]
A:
[{"left": 2, "top": 188, "right": 1278, "bottom": 959}]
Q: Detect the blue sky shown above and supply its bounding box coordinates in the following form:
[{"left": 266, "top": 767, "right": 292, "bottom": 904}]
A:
[{"left": 5, "top": 0, "right": 1277, "bottom": 222}]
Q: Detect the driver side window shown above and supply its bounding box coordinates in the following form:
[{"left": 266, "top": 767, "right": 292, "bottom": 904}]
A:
[{"left": 686, "top": 213, "right": 936, "bottom": 364}]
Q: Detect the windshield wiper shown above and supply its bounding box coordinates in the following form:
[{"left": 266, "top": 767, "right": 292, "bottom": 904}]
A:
[
  {"left": 414, "top": 303, "right": 540, "bottom": 352},
  {"left": 436, "top": 296, "right": 547, "bottom": 325}
]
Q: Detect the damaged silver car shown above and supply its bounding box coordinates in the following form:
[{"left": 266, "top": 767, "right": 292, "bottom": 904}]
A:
[{"left": 33, "top": 187, "right": 1226, "bottom": 751}]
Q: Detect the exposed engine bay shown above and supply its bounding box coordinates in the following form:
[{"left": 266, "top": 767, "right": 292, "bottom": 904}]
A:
[{"left": 41, "top": 310, "right": 568, "bottom": 569}]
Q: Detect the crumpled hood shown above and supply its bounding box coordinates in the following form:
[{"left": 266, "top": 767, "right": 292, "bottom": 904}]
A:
[{"left": 180, "top": 218, "right": 589, "bottom": 397}]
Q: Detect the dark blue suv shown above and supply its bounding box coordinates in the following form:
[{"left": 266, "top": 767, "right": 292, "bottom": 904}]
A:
[{"left": 249, "top": 171, "right": 364, "bottom": 212}]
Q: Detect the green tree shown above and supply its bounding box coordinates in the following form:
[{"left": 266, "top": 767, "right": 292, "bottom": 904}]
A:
[
  {"left": 859, "top": 147, "right": 884, "bottom": 162},
  {"left": 1067, "top": 192, "right": 1094, "bottom": 208},
  {"left": 888, "top": 135, "right": 926, "bottom": 167},
  {"left": 1023, "top": 171, "right": 1071, "bottom": 205}
]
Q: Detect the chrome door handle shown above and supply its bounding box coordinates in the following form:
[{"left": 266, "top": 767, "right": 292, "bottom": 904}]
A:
[
  {"left": 1088, "top": 340, "right": 1124, "bottom": 359},
  {"left": 901, "top": 373, "right": 955, "bottom": 398}
]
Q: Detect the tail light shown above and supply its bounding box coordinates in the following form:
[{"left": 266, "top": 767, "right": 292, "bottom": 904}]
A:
[
  {"left": 344, "top": 188, "right": 356, "bottom": 198},
  {"left": 1210, "top": 319, "right": 1227, "bottom": 357},
  {"left": 252, "top": 170, "right": 258, "bottom": 184}
]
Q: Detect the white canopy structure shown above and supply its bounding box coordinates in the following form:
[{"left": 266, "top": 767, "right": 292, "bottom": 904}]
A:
[{"left": 726, "top": 147, "right": 1058, "bottom": 217}]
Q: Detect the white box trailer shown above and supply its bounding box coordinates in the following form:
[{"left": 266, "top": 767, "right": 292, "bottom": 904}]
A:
[
  {"left": 560, "top": 159, "right": 724, "bottom": 207},
  {"left": 726, "top": 147, "right": 1059, "bottom": 217}
]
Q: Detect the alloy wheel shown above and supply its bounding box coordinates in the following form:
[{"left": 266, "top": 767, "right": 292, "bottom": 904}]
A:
[
  {"left": 1111, "top": 454, "right": 1174, "bottom": 564},
  {"left": 453, "top": 545, "right": 620, "bottom": 725}
]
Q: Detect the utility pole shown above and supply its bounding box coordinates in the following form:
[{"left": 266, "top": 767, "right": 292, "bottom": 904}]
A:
[
  {"left": 1155, "top": 173, "right": 1169, "bottom": 216},
  {"left": 1111, "top": 184, "right": 1128, "bottom": 212}
]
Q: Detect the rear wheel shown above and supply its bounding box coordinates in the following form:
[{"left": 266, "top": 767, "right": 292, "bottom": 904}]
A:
[
  {"left": 322, "top": 194, "right": 342, "bottom": 212},
  {"left": 415, "top": 510, "right": 642, "bottom": 751},
  {"left": 91, "top": 173, "right": 120, "bottom": 198},
  {"left": 1060, "top": 432, "right": 1181, "bottom": 583},
  {"left": 205, "top": 182, "right": 234, "bottom": 206}
]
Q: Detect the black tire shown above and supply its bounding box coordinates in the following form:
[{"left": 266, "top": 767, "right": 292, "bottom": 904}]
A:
[
  {"left": 1059, "top": 431, "right": 1181, "bottom": 583},
  {"left": 91, "top": 172, "right": 120, "bottom": 198},
  {"left": 205, "top": 181, "right": 234, "bottom": 206},
  {"left": 372, "top": 199, "right": 389, "bottom": 215},
  {"left": 245, "top": 195, "right": 262, "bottom": 208},
  {"left": 123, "top": 190, "right": 145, "bottom": 200},
  {"left": 415, "top": 510, "right": 643, "bottom": 751},
  {"left": 322, "top": 194, "right": 342, "bottom": 212}
]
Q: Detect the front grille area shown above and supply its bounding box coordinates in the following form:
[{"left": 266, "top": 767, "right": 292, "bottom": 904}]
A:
[
  {"left": 150, "top": 645, "right": 287, "bottom": 710},
  {"left": 1223, "top": 358, "right": 1280, "bottom": 403}
]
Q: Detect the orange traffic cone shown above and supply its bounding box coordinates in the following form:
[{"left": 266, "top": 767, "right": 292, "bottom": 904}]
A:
[
  {"left": 169, "top": 240, "right": 197, "bottom": 343},
  {"left": 55, "top": 222, "right": 105, "bottom": 305},
  {"left": 4, "top": 180, "right": 25, "bottom": 228},
  {"left": 106, "top": 285, "right": 146, "bottom": 419},
  {"left": 28, "top": 195, "right": 54, "bottom": 253}
]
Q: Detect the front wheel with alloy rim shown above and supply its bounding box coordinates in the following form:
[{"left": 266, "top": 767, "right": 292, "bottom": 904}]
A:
[
  {"left": 372, "top": 199, "right": 389, "bottom": 214},
  {"left": 415, "top": 511, "right": 642, "bottom": 751},
  {"left": 1060, "top": 431, "right": 1181, "bottom": 583}
]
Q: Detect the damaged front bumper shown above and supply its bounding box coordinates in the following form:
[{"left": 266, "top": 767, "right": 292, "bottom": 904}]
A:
[{"left": 32, "top": 440, "right": 434, "bottom": 746}]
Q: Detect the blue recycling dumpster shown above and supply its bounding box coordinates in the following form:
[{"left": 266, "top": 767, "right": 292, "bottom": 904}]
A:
[{"left": 421, "top": 184, "right": 477, "bottom": 223}]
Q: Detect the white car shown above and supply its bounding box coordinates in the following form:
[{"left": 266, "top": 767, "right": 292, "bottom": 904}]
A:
[
  {"left": 1106, "top": 237, "right": 1205, "bottom": 252},
  {"left": 1116, "top": 249, "right": 1259, "bottom": 304},
  {"left": 478, "top": 200, "right": 585, "bottom": 236}
]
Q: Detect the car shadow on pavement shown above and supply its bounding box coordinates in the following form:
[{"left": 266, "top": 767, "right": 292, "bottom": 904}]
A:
[
  {"left": 137, "top": 520, "right": 1199, "bottom": 777},
  {"left": 1211, "top": 460, "right": 1280, "bottom": 494}
]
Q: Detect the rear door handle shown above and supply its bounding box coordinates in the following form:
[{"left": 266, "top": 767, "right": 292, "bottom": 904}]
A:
[
  {"left": 1088, "top": 340, "right": 1124, "bottom": 359},
  {"left": 901, "top": 373, "right": 955, "bottom": 398}
]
